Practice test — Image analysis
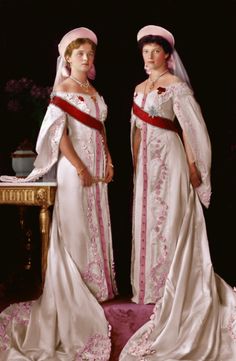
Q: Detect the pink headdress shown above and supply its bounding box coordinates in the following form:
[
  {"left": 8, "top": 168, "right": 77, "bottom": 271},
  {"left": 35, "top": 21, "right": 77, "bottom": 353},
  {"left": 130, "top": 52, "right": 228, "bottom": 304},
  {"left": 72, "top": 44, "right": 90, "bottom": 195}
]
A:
[
  {"left": 53, "top": 27, "right": 97, "bottom": 90},
  {"left": 137, "top": 25, "right": 191, "bottom": 86},
  {"left": 137, "top": 25, "right": 175, "bottom": 48},
  {"left": 58, "top": 27, "right": 97, "bottom": 58}
]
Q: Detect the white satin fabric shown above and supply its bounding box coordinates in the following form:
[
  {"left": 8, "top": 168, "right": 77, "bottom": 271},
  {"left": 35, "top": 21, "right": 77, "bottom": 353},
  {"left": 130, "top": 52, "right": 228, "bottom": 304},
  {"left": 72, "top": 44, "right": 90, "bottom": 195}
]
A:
[
  {"left": 0, "top": 92, "right": 117, "bottom": 360},
  {"left": 120, "top": 82, "right": 236, "bottom": 360}
]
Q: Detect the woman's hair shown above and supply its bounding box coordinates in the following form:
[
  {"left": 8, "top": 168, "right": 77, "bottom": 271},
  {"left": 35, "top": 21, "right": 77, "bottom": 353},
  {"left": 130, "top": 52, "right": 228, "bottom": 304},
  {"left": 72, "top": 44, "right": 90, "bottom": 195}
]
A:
[
  {"left": 138, "top": 35, "right": 173, "bottom": 56},
  {"left": 64, "top": 38, "right": 96, "bottom": 58}
]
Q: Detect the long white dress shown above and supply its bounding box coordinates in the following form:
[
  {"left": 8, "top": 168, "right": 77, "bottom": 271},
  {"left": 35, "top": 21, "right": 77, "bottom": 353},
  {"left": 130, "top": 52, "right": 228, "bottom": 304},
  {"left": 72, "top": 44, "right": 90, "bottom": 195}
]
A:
[
  {"left": 120, "top": 82, "right": 236, "bottom": 360},
  {"left": 0, "top": 91, "right": 117, "bottom": 360}
]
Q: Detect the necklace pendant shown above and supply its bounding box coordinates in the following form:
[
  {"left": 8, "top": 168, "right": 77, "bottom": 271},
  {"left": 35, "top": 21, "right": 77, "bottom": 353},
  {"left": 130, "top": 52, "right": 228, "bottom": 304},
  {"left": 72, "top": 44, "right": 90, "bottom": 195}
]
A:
[
  {"left": 148, "top": 69, "right": 168, "bottom": 90},
  {"left": 70, "top": 75, "right": 90, "bottom": 91},
  {"left": 149, "top": 81, "right": 155, "bottom": 90}
]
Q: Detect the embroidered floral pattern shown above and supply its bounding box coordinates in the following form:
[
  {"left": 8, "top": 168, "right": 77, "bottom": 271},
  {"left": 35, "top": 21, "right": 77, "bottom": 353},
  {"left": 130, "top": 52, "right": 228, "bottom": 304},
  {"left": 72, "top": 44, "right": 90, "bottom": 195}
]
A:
[
  {"left": 63, "top": 92, "right": 91, "bottom": 114},
  {"left": 125, "top": 299, "right": 162, "bottom": 358},
  {"left": 76, "top": 332, "right": 111, "bottom": 360},
  {"left": 149, "top": 138, "right": 169, "bottom": 301},
  {"left": 127, "top": 326, "right": 156, "bottom": 358},
  {"left": 82, "top": 185, "right": 107, "bottom": 301},
  {"left": 0, "top": 301, "right": 33, "bottom": 351},
  {"left": 226, "top": 307, "right": 236, "bottom": 342},
  {"left": 0, "top": 303, "right": 112, "bottom": 359}
]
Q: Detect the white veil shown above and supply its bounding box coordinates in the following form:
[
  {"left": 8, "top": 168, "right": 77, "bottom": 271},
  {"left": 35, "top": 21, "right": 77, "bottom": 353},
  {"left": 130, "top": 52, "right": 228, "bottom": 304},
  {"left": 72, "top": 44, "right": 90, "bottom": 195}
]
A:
[
  {"left": 144, "top": 48, "right": 191, "bottom": 88},
  {"left": 168, "top": 49, "right": 191, "bottom": 88}
]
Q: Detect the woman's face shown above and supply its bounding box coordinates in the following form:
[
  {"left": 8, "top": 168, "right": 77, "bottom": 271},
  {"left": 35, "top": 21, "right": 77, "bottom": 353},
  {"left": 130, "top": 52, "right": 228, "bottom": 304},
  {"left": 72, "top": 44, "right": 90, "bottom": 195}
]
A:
[
  {"left": 142, "top": 43, "right": 168, "bottom": 72},
  {"left": 67, "top": 42, "right": 95, "bottom": 74}
]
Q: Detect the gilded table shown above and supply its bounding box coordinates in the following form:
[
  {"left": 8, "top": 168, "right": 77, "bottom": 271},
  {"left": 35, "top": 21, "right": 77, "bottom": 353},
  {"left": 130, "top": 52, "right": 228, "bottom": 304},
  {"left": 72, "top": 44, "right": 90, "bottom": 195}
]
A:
[{"left": 0, "top": 182, "right": 57, "bottom": 285}]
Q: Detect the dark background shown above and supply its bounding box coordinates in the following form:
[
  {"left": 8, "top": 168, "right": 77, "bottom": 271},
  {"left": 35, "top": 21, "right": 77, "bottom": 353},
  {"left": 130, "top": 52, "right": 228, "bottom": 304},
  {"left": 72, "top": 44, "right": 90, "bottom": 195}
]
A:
[{"left": 0, "top": 0, "right": 235, "bottom": 295}]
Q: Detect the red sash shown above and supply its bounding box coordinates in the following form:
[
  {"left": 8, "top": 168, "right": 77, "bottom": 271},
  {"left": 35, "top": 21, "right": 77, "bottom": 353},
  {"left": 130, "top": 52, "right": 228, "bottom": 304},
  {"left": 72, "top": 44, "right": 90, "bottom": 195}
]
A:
[
  {"left": 51, "top": 96, "right": 103, "bottom": 132},
  {"left": 132, "top": 101, "right": 178, "bottom": 133}
]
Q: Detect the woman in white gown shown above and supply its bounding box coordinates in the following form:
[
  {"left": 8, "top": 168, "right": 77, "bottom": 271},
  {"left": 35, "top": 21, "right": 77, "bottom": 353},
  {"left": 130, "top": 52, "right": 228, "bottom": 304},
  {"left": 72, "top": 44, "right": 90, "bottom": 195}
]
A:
[
  {"left": 120, "top": 25, "right": 236, "bottom": 360},
  {"left": 0, "top": 27, "right": 117, "bottom": 360}
]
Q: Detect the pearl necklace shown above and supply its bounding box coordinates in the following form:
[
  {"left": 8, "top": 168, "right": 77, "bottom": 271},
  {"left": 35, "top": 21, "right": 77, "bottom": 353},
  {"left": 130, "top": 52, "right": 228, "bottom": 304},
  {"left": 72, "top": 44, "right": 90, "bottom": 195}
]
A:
[
  {"left": 148, "top": 70, "right": 168, "bottom": 90},
  {"left": 69, "top": 75, "right": 90, "bottom": 91}
]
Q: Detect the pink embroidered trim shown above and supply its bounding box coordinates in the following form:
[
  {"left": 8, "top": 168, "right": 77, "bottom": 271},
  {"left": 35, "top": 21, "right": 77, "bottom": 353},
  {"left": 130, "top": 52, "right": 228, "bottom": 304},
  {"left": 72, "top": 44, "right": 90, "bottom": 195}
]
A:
[
  {"left": 95, "top": 132, "right": 114, "bottom": 299},
  {"left": 94, "top": 100, "right": 114, "bottom": 300},
  {"left": 139, "top": 122, "right": 148, "bottom": 304}
]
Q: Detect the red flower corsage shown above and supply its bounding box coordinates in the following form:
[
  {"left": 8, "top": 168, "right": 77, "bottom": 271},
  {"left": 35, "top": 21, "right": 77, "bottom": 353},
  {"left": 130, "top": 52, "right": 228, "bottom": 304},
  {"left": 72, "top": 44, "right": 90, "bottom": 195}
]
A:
[
  {"left": 78, "top": 95, "right": 84, "bottom": 101},
  {"left": 157, "top": 87, "right": 166, "bottom": 94}
]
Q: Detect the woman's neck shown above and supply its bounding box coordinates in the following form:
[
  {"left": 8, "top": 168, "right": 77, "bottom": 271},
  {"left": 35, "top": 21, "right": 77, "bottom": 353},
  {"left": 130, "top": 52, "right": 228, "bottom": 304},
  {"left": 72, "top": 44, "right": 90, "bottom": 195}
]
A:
[
  {"left": 70, "top": 71, "right": 88, "bottom": 82},
  {"left": 149, "top": 67, "right": 168, "bottom": 81},
  {"left": 69, "top": 74, "right": 90, "bottom": 91},
  {"left": 147, "top": 69, "right": 169, "bottom": 91}
]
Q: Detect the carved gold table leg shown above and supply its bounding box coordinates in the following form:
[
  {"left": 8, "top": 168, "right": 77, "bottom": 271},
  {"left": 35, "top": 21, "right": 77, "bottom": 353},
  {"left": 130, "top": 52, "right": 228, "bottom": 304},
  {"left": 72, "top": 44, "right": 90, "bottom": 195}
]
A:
[
  {"left": 0, "top": 183, "right": 57, "bottom": 288},
  {"left": 39, "top": 205, "right": 50, "bottom": 286}
]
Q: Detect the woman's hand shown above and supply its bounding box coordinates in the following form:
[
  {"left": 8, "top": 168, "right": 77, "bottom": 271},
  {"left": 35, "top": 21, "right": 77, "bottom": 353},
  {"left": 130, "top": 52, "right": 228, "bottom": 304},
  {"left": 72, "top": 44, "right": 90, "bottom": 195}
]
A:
[
  {"left": 77, "top": 167, "right": 94, "bottom": 187},
  {"left": 104, "top": 163, "right": 114, "bottom": 183},
  {"left": 189, "top": 163, "right": 202, "bottom": 188}
]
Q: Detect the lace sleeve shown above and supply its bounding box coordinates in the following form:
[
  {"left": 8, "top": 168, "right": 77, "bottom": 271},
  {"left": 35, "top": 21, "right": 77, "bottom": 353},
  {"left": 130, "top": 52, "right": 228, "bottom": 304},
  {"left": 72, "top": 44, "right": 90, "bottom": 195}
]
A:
[
  {"left": 0, "top": 105, "right": 67, "bottom": 183},
  {"left": 173, "top": 84, "right": 212, "bottom": 208}
]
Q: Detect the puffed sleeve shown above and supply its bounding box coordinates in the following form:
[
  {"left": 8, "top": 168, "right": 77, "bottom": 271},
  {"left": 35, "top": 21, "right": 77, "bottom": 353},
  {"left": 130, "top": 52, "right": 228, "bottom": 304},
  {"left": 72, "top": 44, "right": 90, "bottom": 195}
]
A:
[
  {"left": 0, "top": 104, "right": 67, "bottom": 183},
  {"left": 173, "top": 83, "right": 212, "bottom": 208}
]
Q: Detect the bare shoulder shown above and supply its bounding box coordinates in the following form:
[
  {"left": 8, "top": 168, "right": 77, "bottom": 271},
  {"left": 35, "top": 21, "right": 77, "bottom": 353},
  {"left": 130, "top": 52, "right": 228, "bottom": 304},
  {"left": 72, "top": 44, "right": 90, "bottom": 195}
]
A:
[
  {"left": 54, "top": 78, "right": 72, "bottom": 93},
  {"left": 134, "top": 80, "right": 147, "bottom": 94}
]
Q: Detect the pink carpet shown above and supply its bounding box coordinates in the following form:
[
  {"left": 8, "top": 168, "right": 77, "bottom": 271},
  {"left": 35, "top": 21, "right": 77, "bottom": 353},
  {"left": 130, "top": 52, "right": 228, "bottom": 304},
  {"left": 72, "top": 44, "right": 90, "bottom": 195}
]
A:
[
  {"left": 102, "top": 297, "right": 154, "bottom": 361},
  {"left": 0, "top": 286, "right": 154, "bottom": 361}
]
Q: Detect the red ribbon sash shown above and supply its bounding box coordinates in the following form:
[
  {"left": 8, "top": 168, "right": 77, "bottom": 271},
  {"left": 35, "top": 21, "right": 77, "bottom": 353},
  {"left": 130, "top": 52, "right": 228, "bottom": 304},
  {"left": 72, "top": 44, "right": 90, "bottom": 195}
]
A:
[
  {"left": 51, "top": 96, "right": 103, "bottom": 132},
  {"left": 132, "top": 101, "right": 178, "bottom": 133}
]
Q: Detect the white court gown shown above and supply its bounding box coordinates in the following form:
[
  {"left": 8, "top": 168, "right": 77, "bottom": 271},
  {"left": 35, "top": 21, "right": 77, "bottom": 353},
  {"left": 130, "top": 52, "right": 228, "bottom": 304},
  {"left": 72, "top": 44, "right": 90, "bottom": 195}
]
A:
[
  {"left": 0, "top": 91, "right": 117, "bottom": 360},
  {"left": 120, "top": 82, "right": 236, "bottom": 360}
]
